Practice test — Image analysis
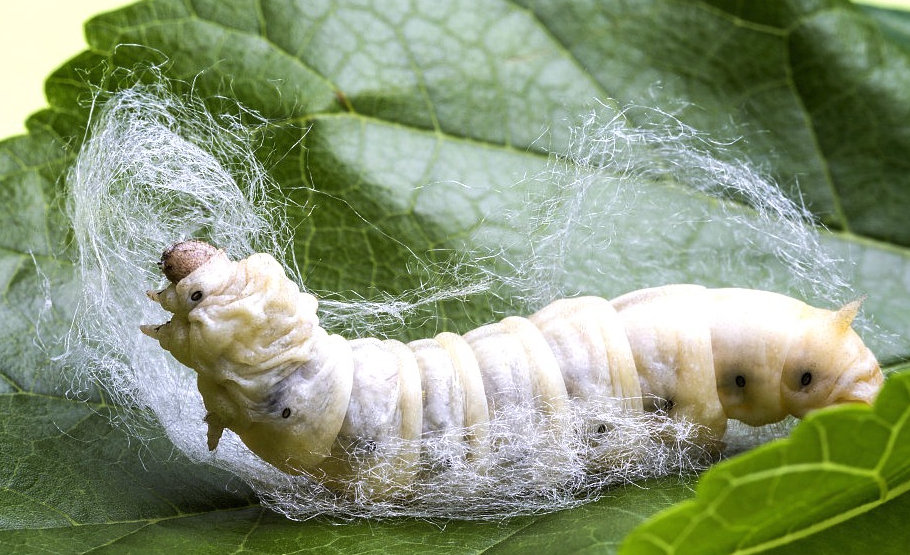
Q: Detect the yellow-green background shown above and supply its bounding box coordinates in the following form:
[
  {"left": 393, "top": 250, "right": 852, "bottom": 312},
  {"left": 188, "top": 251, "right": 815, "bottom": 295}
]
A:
[
  {"left": 1, "top": 0, "right": 909, "bottom": 139},
  {"left": 1, "top": 1, "right": 132, "bottom": 139}
]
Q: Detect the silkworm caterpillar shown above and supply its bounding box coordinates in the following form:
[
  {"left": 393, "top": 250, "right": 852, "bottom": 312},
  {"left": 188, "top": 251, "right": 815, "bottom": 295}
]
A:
[{"left": 141, "top": 241, "right": 884, "bottom": 495}]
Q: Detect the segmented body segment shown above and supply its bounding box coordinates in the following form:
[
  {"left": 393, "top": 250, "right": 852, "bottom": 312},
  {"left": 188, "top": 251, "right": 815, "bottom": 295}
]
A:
[{"left": 142, "top": 243, "right": 883, "bottom": 493}]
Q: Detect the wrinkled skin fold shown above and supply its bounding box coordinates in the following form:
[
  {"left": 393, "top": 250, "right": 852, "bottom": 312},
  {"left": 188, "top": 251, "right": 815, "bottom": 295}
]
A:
[{"left": 141, "top": 243, "right": 884, "bottom": 495}]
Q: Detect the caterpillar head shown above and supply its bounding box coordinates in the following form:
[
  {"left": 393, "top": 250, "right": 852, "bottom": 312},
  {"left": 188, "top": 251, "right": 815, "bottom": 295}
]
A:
[
  {"left": 143, "top": 242, "right": 353, "bottom": 465},
  {"left": 141, "top": 241, "right": 320, "bottom": 387},
  {"left": 780, "top": 299, "right": 883, "bottom": 418}
]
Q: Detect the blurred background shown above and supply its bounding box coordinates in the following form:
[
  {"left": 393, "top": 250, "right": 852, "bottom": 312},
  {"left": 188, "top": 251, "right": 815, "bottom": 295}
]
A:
[
  {"left": 1, "top": 0, "right": 909, "bottom": 139},
  {"left": 0, "top": 0, "right": 131, "bottom": 138}
]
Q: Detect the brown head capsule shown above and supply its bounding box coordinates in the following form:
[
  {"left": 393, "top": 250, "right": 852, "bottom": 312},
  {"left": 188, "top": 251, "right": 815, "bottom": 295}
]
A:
[{"left": 159, "top": 240, "right": 219, "bottom": 283}]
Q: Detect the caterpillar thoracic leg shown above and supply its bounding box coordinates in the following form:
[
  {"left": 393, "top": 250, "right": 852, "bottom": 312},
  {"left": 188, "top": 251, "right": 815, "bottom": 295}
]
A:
[{"left": 140, "top": 242, "right": 884, "bottom": 495}]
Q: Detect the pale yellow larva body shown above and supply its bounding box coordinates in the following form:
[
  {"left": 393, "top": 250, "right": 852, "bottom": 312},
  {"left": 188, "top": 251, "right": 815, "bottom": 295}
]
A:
[{"left": 142, "top": 245, "right": 884, "bottom": 494}]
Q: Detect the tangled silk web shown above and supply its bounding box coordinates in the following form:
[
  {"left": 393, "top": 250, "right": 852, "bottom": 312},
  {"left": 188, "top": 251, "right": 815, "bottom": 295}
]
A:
[{"left": 62, "top": 85, "right": 853, "bottom": 519}]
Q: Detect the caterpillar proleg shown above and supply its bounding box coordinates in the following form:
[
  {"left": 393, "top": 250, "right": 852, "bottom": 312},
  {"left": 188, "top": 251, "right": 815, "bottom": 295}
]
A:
[{"left": 141, "top": 241, "right": 884, "bottom": 496}]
